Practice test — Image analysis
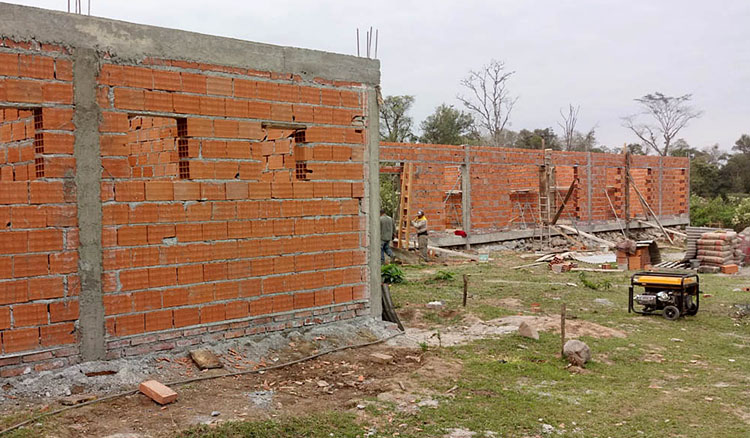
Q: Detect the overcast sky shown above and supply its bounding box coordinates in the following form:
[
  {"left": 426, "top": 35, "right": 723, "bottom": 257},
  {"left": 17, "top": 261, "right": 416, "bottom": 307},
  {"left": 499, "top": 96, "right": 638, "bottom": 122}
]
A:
[{"left": 7, "top": 0, "right": 750, "bottom": 151}]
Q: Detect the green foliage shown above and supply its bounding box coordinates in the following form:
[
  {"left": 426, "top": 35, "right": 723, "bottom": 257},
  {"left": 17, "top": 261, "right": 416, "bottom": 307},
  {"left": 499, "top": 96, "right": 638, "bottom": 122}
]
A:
[
  {"left": 690, "top": 195, "right": 739, "bottom": 229},
  {"left": 419, "top": 341, "right": 429, "bottom": 352},
  {"left": 381, "top": 263, "right": 405, "bottom": 284},
  {"left": 733, "top": 134, "right": 750, "bottom": 154},
  {"left": 731, "top": 197, "right": 750, "bottom": 231},
  {"left": 178, "top": 413, "right": 362, "bottom": 437},
  {"left": 379, "top": 95, "right": 416, "bottom": 142},
  {"left": 379, "top": 172, "right": 400, "bottom": 219},
  {"left": 419, "top": 104, "right": 477, "bottom": 145},
  {"left": 514, "top": 128, "right": 561, "bottom": 150},
  {"left": 578, "top": 272, "right": 611, "bottom": 290},
  {"left": 433, "top": 270, "right": 456, "bottom": 281}
]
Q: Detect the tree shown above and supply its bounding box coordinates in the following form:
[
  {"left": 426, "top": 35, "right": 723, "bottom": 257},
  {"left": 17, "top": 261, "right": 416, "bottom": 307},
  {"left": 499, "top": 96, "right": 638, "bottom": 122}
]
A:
[
  {"left": 720, "top": 153, "right": 750, "bottom": 195},
  {"left": 379, "top": 95, "right": 416, "bottom": 142},
  {"left": 733, "top": 134, "right": 750, "bottom": 154},
  {"left": 626, "top": 143, "right": 647, "bottom": 155},
  {"left": 419, "top": 104, "right": 477, "bottom": 145},
  {"left": 622, "top": 92, "right": 702, "bottom": 156},
  {"left": 558, "top": 104, "right": 580, "bottom": 151},
  {"left": 457, "top": 59, "right": 517, "bottom": 147},
  {"left": 514, "top": 128, "right": 561, "bottom": 150}
]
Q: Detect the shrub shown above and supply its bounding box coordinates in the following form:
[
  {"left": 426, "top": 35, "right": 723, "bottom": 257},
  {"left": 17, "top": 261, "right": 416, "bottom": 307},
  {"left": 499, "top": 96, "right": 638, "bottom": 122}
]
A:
[
  {"left": 690, "top": 195, "right": 737, "bottom": 229},
  {"left": 381, "top": 263, "right": 405, "bottom": 284},
  {"left": 433, "top": 270, "right": 455, "bottom": 281}
]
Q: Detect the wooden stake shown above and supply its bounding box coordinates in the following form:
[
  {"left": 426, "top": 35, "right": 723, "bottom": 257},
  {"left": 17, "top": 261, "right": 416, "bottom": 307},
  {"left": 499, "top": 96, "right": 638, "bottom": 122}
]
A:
[
  {"left": 560, "top": 303, "right": 566, "bottom": 358},
  {"left": 462, "top": 274, "right": 468, "bottom": 307}
]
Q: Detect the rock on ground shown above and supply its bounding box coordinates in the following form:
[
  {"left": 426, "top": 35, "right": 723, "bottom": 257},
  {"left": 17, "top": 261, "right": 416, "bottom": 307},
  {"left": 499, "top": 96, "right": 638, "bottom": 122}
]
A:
[
  {"left": 564, "top": 339, "right": 591, "bottom": 367},
  {"left": 518, "top": 321, "right": 539, "bottom": 340}
]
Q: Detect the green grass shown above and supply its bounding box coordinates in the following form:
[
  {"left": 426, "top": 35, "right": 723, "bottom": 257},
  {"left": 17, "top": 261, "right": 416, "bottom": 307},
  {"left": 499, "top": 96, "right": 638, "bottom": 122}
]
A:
[
  {"left": 4, "top": 251, "right": 744, "bottom": 438},
  {"left": 178, "top": 254, "right": 750, "bottom": 436},
  {"left": 176, "top": 413, "right": 365, "bottom": 438}
]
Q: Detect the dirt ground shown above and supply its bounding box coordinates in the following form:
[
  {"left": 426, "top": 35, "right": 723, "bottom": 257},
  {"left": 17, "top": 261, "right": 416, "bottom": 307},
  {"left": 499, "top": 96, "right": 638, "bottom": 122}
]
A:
[
  {"left": 43, "top": 345, "right": 434, "bottom": 438},
  {"left": 388, "top": 304, "right": 625, "bottom": 349}
]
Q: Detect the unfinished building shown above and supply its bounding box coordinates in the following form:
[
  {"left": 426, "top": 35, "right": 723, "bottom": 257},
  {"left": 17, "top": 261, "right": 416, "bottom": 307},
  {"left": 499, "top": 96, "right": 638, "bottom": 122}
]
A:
[
  {"left": 0, "top": 3, "right": 381, "bottom": 375},
  {"left": 380, "top": 142, "right": 689, "bottom": 247}
]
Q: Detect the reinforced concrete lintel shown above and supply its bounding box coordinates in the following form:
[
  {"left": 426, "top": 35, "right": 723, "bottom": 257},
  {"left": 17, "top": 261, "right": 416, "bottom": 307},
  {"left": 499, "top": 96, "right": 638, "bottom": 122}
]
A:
[
  {"left": 431, "top": 216, "right": 690, "bottom": 247},
  {"left": 0, "top": 2, "right": 380, "bottom": 85}
]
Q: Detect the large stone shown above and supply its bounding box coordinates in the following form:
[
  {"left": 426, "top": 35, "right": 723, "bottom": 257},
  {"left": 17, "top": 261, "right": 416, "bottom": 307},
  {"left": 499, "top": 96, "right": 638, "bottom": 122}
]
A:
[
  {"left": 563, "top": 339, "right": 591, "bottom": 367},
  {"left": 189, "top": 348, "right": 222, "bottom": 369},
  {"left": 370, "top": 352, "right": 394, "bottom": 363},
  {"left": 517, "top": 321, "right": 539, "bottom": 340}
]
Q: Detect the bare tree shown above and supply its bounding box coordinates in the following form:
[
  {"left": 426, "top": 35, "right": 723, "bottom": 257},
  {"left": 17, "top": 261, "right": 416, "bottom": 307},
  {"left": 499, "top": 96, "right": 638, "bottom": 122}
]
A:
[
  {"left": 622, "top": 92, "right": 702, "bottom": 156},
  {"left": 558, "top": 104, "right": 580, "bottom": 151},
  {"left": 457, "top": 60, "right": 517, "bottom": 147}
]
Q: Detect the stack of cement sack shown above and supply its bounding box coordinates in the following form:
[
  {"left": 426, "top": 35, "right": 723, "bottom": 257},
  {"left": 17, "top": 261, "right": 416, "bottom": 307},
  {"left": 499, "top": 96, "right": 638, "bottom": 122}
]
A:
[
  {"left": 696, "top": 231, "right": 742, "bottom": 272},
  {"left": 740, "top": 227, "right": 750, "bottom": 265}
]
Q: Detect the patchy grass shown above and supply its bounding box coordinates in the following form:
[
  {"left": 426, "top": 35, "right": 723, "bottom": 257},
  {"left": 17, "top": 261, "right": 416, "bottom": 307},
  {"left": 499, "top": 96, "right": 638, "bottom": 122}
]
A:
[
  {"left": 176, "top": 413, "right": 365, "bottom": 438},
  {"left": 7, "top": 251, "right": 748, "bottom": 438},
  {"left": 182, "top": 252, "right": 750, "bottom": 437}
]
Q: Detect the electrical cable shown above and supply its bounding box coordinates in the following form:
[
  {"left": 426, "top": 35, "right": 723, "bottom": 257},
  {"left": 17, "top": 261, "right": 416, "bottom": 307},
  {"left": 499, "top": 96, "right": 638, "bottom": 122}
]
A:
[{"left": 0, "top": 331, "right": 403, "bottom": 436}]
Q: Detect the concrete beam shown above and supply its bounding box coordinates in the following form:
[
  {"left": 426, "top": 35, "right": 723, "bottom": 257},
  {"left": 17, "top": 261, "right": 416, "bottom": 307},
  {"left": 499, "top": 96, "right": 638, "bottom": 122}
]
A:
[
  {"left": 431, "top": 216, "right": 690, "bottom": 247},
  {"left": 73, "top": 47, "right": 105, "bottom": 361},
  {"left": 0, "top": 2, "right": 379, "bottom": 85}
]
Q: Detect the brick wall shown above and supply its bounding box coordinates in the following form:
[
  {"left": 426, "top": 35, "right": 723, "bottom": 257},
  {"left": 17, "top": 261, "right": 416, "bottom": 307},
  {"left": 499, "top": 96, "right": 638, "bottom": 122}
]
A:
[
  {"left": 0, "top": 27, "right": 375, "bottom": 374},
  {"left": 380, "top": 142, "right": 689, "bottom": 233},
  {"left": 0, "top": 43, "right": 80, "bottom": 374}
]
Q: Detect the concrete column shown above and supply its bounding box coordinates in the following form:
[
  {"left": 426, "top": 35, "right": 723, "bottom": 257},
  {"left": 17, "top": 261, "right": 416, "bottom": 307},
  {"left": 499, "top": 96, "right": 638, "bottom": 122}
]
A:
[
  {"left": 658, "top": 156, "right": 663, "bottom": 218},
  {"left": 73, "top": 48, "right": 105, "bottom": 361},
  {"left": 461, "top": 145, "right": 472, "bottom": 250},
  {"left": 367, "top": 88, "right": 382, "bottom": 318},
  {"left": 586, "top": 152, "right": 592, "bottom": 224}
]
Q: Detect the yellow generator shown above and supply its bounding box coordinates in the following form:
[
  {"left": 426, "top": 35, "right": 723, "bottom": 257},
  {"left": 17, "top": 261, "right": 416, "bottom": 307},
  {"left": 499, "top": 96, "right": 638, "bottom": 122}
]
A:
[{"left": 628, "top": 272, "right": 700, "bottom": 320}]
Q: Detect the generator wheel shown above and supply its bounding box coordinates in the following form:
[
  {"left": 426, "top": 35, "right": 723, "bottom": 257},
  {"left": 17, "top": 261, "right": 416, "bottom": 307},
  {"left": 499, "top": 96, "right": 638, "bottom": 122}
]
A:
[{"left": 663, "top": 305, "right": 680, "bottom": 321}]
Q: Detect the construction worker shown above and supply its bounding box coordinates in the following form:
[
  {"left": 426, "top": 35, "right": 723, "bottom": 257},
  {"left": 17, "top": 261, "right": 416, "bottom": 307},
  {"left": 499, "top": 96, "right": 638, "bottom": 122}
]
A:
[
  {"left": 411, "top": 210, "right": 429, "bottom": 260},
  {"left": 380, "top": 209, "right": 395, "bottom": 263}
]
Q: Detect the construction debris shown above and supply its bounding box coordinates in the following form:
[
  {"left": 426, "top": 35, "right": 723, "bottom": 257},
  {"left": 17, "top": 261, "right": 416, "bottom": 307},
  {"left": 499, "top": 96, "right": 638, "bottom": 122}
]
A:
[
  {"left": 557, "top": 225, "right": 616, "bottom": 249},
  {"left": 139, "top": 380, "right": 178, "bottom": 405},
  {"left": 189, "top": 349, "right": 223, "bottom": 370},
  {"left": 426, "top": 301, "right": 445, "bottom": 309},
  {"left": 549, "top": 256, "right": 576, "bottom": 273},
  {"left": 59, "top": 394, "right": 97, "bottom": 406},
  {"left": 369, "top": 353, "right": 394, "bottom": 364}
]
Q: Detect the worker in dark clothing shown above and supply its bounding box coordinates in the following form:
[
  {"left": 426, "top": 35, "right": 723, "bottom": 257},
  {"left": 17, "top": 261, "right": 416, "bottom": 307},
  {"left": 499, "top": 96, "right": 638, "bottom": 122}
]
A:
[
  {"left": 411, "top": 210, "right": 428, "bottom": 260},
  {"left": 380, "top": 209, "right": 395, "bottom": 263}
]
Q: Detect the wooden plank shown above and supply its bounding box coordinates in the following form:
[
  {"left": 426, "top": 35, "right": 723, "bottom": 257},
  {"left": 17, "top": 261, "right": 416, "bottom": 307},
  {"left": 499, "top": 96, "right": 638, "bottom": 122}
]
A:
[
  {"left": 512, "top": 261, "right": 546, "bottom": 270},
  {"left": 637, "top": 220, "right": 687, "bottom": 238},
  {"left": 627, "top": 172, "right": 674, "bottom": 245},
  {"left": 428, "top": 245, "right": 478, "bottom": 261},
  {"left": 557, "top": 224, "right": 615, "bottom": 248},
  {"left": 551, "top": 179, "right": 578, "bottom": 225},
  {"left": 552, "top": 225, "right": 585, "bottom": 248},
  {"left": 571, "top": 268, "right": 624, "bottom": 273},
  {"left": 604, "top": 189, "right": 626, "bottom": 237}
]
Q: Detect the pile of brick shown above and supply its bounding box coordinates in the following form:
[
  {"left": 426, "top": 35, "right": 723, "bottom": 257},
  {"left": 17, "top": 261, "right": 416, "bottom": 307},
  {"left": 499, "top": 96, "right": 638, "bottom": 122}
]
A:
[
  {"left": 697, "top": 231, "right": 742, "bottom": 273},
  {"left": 615, "top": 240, "right": 659, "bottom": 271}
]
